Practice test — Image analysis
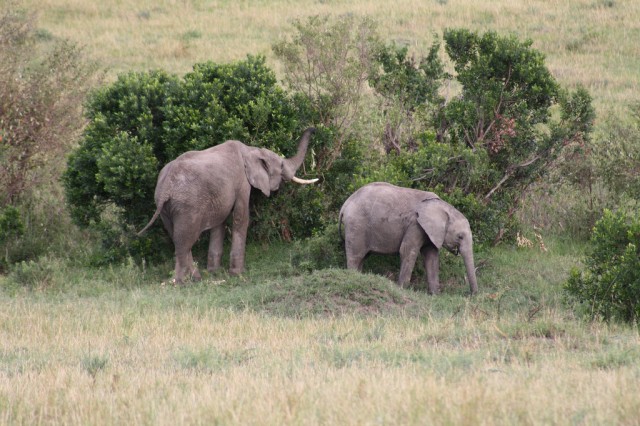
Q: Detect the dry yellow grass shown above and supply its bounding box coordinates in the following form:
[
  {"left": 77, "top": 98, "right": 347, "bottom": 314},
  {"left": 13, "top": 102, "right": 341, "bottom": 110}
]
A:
[
  {"left": 2, "top": 291, "right": 640, "bottom": 425},
  {"left": 25, "top": 0, "right": 640, "bottom": 113}
]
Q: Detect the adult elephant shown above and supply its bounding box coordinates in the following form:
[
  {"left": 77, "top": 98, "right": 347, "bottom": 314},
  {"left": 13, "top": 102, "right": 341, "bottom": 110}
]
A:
[
  {"left": 339, "top": 182, "right": 478, "bottom": 295},
  {"left": 138, "top": 128, "right": 317, "bottom": 284}
]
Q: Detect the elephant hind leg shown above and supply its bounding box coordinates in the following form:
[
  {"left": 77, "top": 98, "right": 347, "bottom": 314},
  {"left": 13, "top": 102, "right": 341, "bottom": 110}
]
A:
[
  {"left": 173, "top": 228, "right": 201, "bottom": 284},
  {"left": 207, "top": 225, "right": 225, "bottom": 273},
  {"left": 160, "top": 212, "right": 174, "bottom": 239},
  {"left": 174, "top": 250, "right": 202, "bottom": 284},
  {"left": 345, "top": 239, "right": 366, "bottom": 272}
]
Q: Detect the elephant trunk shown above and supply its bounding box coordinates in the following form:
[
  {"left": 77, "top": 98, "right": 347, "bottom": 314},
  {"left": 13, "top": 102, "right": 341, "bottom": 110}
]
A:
[
  {"left": 283, "top": 127, "right": 316, "bottom": 180},
  {"left": 461, "top": 242, "right": 478, "bottom": 295}
]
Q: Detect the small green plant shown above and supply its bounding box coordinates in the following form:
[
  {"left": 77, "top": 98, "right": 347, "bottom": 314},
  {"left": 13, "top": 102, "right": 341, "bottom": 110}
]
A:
[
  {"left": 6, "top": 259, "right": 55, "bottom": 291},
  {"left": 291, "top": 223, "right": 345, "bottom": 272},
  {"left": 173, "top": 347, "right": 254, "bottom": 374},
  {"left": 565, "top": 209, "right": 640, "bottom": 323},
  {"left": 0, "top": 206, "right": 24, "bottom": 243},
  {"left": 81, "top": 354, "right": 108, "bottom": 379}
]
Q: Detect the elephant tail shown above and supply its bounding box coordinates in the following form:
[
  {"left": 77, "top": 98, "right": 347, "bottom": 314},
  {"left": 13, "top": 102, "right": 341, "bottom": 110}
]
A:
[
  {"left": 137, "top": 201, "right": 164, "bottom": 236},
  {"left": 338, "top": 209, "right": 345, "bottom": 241}
]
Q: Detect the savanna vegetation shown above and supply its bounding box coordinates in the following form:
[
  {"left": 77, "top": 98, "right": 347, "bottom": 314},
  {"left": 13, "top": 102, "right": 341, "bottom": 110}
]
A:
[{"left": 1, "top": 0, "right": 640, "bottom": 424}]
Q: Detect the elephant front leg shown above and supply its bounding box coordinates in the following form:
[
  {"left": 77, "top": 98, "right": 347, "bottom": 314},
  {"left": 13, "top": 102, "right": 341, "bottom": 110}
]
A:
[
  {"left": 207, "top": 225, "right": 225, "bottom": 273},
  {"left": 422, "top": 245, "right": 440, "bottom": 294},
  {"left": 229, "top": 198, "right": 250, "bottom": 276},
  {"left": 398, "top": 243, "right": 420, "bottom": 288}
]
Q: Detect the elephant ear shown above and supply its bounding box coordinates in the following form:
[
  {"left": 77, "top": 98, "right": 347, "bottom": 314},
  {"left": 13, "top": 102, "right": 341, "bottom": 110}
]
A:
[
  {"left": 416, "top": 200, "right": 449, "bottom": 249},
  {"left": 243, "top": 149, "right": 271, "bottom": 197}
]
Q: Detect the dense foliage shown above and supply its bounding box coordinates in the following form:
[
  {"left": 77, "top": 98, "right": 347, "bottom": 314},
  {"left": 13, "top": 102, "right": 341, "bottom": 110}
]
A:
[
  {"left": 357, "top": 29, "right": 595, "bottom": 245},
  {"left": 595, "top": 104, "right": 640, "bottom": 202},
  {"left": 61, "top": 15, "right": 600, "bottom": 266},
  {"left": 566, "top": 210, "right": 640, "bottom": 323},
  {"left": 63, "top": 56, "right": 325, "bottom": 261}
]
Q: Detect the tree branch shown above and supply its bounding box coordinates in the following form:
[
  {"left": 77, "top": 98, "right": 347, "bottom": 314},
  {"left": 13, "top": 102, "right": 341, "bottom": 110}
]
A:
[{"left": 484, "top": 154, "right": 540, "bottom": 200}]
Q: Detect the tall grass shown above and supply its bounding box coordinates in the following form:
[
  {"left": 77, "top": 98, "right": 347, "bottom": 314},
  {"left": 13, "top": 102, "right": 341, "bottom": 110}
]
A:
[
  {"left": 2, "top": 239, "right": 640, "bottom": 424},
  {"left": 26, "top": 0, "right": 640, "bottom": 113}
]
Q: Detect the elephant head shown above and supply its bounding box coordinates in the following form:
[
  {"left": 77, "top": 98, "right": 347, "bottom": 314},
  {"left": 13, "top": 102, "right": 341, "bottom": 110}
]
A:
[
  {"left": 416, "top": 198, "right": 478, "bottom": 294},
  {"left": 244, "top": 127, "right": 318, "bottom": 196}
]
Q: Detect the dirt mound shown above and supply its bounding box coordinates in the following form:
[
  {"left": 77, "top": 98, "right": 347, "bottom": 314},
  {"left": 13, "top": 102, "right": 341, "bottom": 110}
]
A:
[{"left": 254, "top": 269, "right": 418, "bottom": 317}]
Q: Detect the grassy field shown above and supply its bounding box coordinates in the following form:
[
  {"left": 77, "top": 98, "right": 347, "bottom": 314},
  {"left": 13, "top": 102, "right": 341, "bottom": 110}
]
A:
[
  {"left": 26, "top": 0, "right": 640, "bottom": 114},
  {"left": 2, "top": 239, "right": 640, "bottom": 425},
  {"left": 3, "top": 0, "right": 640, "bottom": 424}
]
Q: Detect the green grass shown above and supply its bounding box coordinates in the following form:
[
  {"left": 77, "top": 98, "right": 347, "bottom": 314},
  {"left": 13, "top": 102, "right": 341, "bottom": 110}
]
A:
[{"left": 3, "top": 237, "right": 640, "bottom": 424}]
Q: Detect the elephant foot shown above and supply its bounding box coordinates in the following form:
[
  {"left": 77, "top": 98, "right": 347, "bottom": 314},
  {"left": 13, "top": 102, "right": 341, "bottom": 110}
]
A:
[
  {"left": 229, "top": 267, "right": 244, "bottom": 276},
  {"left": 207, "top": 265, "right": 222, "bottom": 275}
]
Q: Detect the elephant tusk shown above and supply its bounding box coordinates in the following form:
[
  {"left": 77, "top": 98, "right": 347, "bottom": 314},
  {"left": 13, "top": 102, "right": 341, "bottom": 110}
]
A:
[{"left": 291, "top": 176, "right": 319, "bottom": 185}]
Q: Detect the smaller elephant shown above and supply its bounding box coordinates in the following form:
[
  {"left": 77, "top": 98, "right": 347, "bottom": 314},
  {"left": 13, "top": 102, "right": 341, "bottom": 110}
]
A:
[{"left": 339, "top": 182, "right": 478, "bottom": 294}]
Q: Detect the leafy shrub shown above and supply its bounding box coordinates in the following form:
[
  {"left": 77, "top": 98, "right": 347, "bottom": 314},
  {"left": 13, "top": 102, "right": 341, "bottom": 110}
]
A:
[
  {"left": 565, "top": 210, "right": 640, "bottom": 323},
  {"left": 595, "top": 104, "right": 640, "bottom": 202},
  {"left": 64, "top": 56, "right": 322, "bottom": 262},
  {"left": 0, "top": 5, "right": 98, "bottom": 270},
  {"left": 368, "top": 40, "right": 446, "bottom": 154},
  {"left": 0, "top": 205, "right": 24, "bottom": 272},
  {"left": 6, "top": 257, "right": 57, "bottom": 291},
  {"left": 0, "top": 6, "right": 97, "bottom": 206},
  {"left": 0, "top": 206, "right": 24, "bottom": 243},
  {"left": 358, "top": 29, "right": 594, "bottom": 246},
  {"left": 291, "top": 223, "right": 345, "bottom": 272}
]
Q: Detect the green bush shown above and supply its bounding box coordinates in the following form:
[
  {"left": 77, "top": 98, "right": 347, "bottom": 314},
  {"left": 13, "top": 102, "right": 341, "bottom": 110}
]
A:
[
  {"left": 291, "top": 223, "right": 345, "bottom": 272},
  {"left": 63, "top": 56, "right": 325, "bottom": 262},
  {"left": 358, "top": 29, "right": 595, "bottom": 246},
  {"left": 0, "top": 205, "right": 24, "bottom": 272},
  {"left": 0, "top": 206, "right": 24, "bottom": 242},
  {"left": 565, "top": 209, "right": 640, "bottom": 323},
  {"left": 595, "top": 104, "right": 640, "bottom": 202}
]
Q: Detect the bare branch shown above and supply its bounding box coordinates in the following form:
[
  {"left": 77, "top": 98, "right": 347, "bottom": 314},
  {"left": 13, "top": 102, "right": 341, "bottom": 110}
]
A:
[{"left": 484, "top": 154, "right": 540, "bottom": 200}]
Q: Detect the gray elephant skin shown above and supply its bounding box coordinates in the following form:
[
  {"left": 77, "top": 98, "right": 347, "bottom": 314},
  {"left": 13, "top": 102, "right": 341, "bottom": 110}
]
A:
[
  {"left": 138, "top": 128, "right": 317, "bottom": 284},
  {"left": 339, "top": 182, "right": 478, "bottom": 294}
]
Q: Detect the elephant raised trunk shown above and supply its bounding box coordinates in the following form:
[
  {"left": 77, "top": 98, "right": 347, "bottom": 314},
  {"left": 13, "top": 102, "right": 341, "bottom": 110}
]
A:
[{"left": 283, "top": 127, "right": 317, "bottom": 183}]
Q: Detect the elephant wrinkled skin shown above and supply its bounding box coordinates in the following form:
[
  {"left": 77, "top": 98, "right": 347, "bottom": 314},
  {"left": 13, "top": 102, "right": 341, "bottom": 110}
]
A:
[
  {"left": 139, "top": 128, "right": 317, "bottom": 284},
  {"left": 339, "top": 182, "right": 478, "bottom": 295}
]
